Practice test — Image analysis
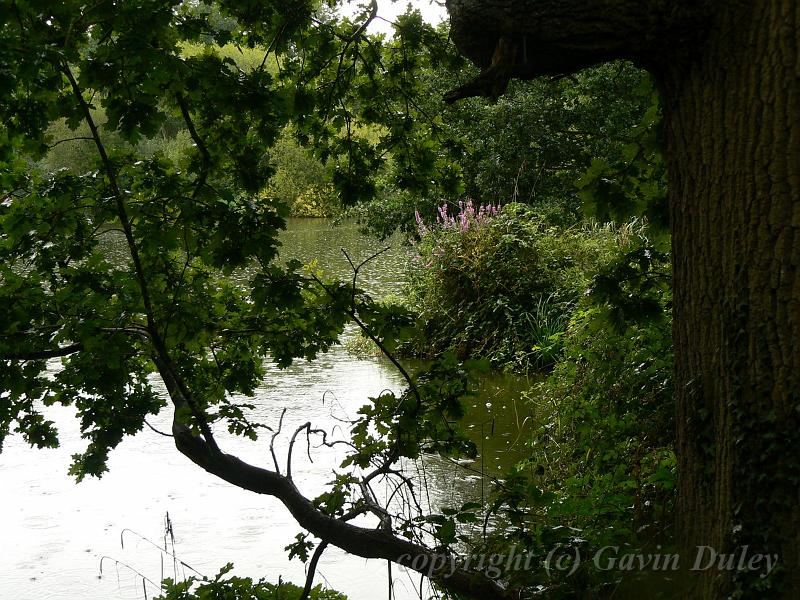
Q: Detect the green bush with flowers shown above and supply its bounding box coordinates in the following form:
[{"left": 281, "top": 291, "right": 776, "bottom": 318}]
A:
[{"left": 404, "top": 201, "right": 628, "bottom": 372}]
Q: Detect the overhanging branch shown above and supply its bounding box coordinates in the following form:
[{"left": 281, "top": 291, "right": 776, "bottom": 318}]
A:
[
  {"left": 0, "top": 342, "right": 83, "bottom": 361},
  {"left": 170, "top": 427, "right": 516, "bottom": 599},
  {"left": 149, "top": 348, "right": 515, "bottom": 600},
  {"left": 444, "top": 0, "right": 709, "bottom": 102}
]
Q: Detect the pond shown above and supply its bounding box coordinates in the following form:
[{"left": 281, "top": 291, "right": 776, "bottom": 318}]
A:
[{"left": 0, "top": 219, "right": 535, "bottom": 600}]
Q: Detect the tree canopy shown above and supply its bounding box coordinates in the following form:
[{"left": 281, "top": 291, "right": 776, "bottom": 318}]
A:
[
  {"left": 0, "top": 2, "right": 513, "bottom": 598},
  {"left": 2, "top": 1, "right": 798, "bottom": 599}
]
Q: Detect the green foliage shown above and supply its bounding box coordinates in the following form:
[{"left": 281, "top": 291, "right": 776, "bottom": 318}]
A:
[
  {"left": 289, "top": 184, "right": 337, "bottom": 217},
  {"left": 404, "top": 202, "right": 625, "bottom": 371},
  {"left": 576, "top": 78, "right": 668, "bottom": 231},
  {"left": 532, "top": 301, "right": 674, "bottom": 537},
  {"left": 179, "top": 41, "right": 279, "bottom": 74},
  {"left": 454, "top": 63, "right": 652, "bottom": 206},
  {"left": 399, "top": 192, "right": 675, "bottom": 594},
  {"left": 353, "top": 58, "right": 653, "bottom": 236},
  {"left": 482, "top": 245, "right": 675, "bottom": 596},
  {"left": 342, "top": 294, "right": 408, "bottom": 357},
  {"left": 341, "top": 330, "right": 379, "bottom": 357},
  {"left": 284, "top": 17, "right": 468, "bottom": 212},
  {"left": 342, "top": 351, "right": 479, "bottom": 473},
  {"left": 0, "top": 0, "right": 394, "bottom": 475},
  {"left": 261, "top": 129, "right": 340, "bottom": 217},
  {"left": 157, "top": 564, "right": 347, "bottom": 600},
  {"left": 285, "top": 533, "right": 316, "bottom": 562}
]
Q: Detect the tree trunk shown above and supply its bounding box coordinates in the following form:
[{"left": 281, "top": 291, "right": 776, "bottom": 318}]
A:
[
  {"left": 661, "top": 2, "right": 800, "bottom": 597},
  {"left": 446, "top": 1, "right": 800, "bottom": 597}
]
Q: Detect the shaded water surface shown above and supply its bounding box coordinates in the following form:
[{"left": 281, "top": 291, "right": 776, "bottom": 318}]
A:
[{"left": 0, "top": 219, "right": 534, "bottom": 600}]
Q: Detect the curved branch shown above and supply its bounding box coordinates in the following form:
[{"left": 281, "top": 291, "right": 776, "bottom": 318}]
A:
[
  {"left": 444, "top": 0, "right": 710, "bottom": 102},
  {"left": 143, "top": 419, "right": 173, "bottom": 438},
  {"left": 0, "top": 342, "right": 83, "bottom": 361},
  {"left": 46, "top": 136, "right": 95, "bottom": 148},
  {"left": 161, "top": 383, "right": 514, "bottom": 600}
]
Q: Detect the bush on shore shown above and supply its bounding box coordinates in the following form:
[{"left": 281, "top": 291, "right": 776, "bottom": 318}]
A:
[{"left": 403, "top": 201, "right": 637, "bottom": 372}]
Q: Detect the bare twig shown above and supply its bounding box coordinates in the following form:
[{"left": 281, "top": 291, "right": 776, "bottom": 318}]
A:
[
  {"left": 98, "top": 556, "right": 161, "bottom": 590},
  {"left": 270, "top": 407, "right": 287, "bottom": 474},
  {"left": 46, "top": 136, "right": 95, "bottom": 148},
  {"left": 287, "top": 421, "right": 350, "bottom": 479},
  {"left": 299, "top": 540, "right": 329, "bottom": 600},
  {"left": 118, "top": 528, "right": 204, "bottom": 577},
  {"left": 143, "top": 419, "right": 173, "bottom": 438}
]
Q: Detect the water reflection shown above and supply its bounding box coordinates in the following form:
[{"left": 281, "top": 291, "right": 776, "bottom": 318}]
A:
[
  {"left": 0, "top": 219, "right": 533, "bottom": 600},
  {"left": 277, "top": 218, "right": 409, "bottom": 298}
]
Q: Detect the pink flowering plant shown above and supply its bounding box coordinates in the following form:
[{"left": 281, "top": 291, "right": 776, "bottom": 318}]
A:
[
  {"left": 411, "top": 199, "right": 501, "bottom": 270},
  {"left": 404, "top": 202, "right": 621, "bottom": 371},
  {"left": 414, "top": 199, "right": 501, "bottom": 237}
]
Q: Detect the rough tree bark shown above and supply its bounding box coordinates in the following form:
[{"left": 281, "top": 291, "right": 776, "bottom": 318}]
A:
[{"left": 446, "top": 0, "right": 800, "bottom": 598}]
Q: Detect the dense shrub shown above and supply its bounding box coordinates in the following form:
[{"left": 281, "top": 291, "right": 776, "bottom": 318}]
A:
[
  {"left": 262, "top": 130, "right": 340, "bottom": 217},
  {"left": 441, "top": 63, "right": 652, "bottom": 212},
  {"left": 404, "top": 202, "right": 626, "bottom": 371},
  {"left": 287, "top": 184, "right": 339, "bottom": 218},
  {"left": 484, "top": 248, "right": 675, "bottom": 597},
  {"left": 530, "top": 299, "right": 674, "bottom": 535}
]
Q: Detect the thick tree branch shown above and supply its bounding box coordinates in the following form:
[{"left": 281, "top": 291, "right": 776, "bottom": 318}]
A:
[
  {"left": 444, "top": 0, "right": 709, "bottom": 102},
  {"left": 0, "top": 342, "right": 83, "bottom": 361},
  {"left": 173, "top": 429, "right": 516, "bottom": 599},
  {"left": 148, "top": 350, "right": 515, "bottom": 599}
]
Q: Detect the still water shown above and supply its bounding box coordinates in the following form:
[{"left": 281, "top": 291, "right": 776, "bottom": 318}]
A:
[{"left": 0, "top": 219, "right": 533, "bottom": 600}]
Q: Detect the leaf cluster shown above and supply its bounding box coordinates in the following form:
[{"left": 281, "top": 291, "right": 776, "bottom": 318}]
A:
[{"left": 157, "top": 563, "right": 348, "bottom": 600}]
